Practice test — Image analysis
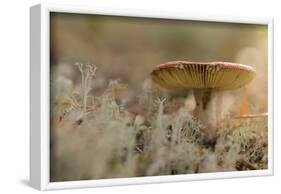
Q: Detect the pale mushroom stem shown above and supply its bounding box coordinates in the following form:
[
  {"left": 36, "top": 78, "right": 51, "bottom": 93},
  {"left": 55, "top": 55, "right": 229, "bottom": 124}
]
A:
[{"left": 193, "top": 89, "right": 222, "bottom": 140}]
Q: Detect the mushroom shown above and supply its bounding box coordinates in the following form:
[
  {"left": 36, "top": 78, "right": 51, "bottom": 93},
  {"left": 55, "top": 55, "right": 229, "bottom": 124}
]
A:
[{"left": 150, "top": 61, "right": 256, "bottom": 140}]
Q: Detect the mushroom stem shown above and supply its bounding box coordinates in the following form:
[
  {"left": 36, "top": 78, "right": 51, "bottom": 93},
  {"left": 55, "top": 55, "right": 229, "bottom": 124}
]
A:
[
  {"left": 239, "top": 87, "right": 249, "bottom": 116},
  {"left": 193, "top": 89, "right": 221, "bottom": 140}
]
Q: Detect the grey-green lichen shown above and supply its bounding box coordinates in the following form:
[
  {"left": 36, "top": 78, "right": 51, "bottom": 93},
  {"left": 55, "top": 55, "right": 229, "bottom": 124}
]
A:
[{"left": 50, "top": 64, "right": 268, "bottom": 182}]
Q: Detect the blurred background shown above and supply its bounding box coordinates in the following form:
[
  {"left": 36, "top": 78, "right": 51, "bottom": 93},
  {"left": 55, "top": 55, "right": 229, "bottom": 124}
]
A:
[{"left": 50, "top": 12, "right": 268, "bottom": 114}]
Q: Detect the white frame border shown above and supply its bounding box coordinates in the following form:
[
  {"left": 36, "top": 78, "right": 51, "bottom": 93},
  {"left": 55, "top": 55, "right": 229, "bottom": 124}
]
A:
[{"left": 30, "top": 3, "right": 274, "bottom": 191}]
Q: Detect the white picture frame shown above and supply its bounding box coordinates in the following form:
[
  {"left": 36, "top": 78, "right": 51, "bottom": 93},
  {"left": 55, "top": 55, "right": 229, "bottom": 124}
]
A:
[{"left": 30, "top": 3, "right": 274, "bottom": 191}]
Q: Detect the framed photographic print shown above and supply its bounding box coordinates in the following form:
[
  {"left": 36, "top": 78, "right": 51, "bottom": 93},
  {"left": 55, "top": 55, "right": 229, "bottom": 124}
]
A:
[{"left": 30, "top": 3, "right": 274, "bottom": 191}]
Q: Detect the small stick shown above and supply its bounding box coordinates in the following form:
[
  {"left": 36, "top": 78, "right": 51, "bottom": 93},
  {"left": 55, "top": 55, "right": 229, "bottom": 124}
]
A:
[{"left": 241, "top": 158, "right": 257, "bottom": 170}]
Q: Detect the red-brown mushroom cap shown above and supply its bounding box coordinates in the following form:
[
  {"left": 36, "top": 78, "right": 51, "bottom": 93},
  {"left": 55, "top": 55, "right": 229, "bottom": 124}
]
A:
[{"left": 150, "top": 61, "right": 256, "bottom": 90}]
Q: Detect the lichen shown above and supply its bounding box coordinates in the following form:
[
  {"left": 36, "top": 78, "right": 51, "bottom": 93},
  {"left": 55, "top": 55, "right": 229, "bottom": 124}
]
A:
[{"left": 50, "top": 64, "right": 268, "bottom": 181}]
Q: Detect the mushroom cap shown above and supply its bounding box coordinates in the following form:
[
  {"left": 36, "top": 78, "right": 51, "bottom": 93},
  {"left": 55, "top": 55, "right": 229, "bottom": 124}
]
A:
[{"left": 150, "top": 61, "right": 256, "bottom": 91}]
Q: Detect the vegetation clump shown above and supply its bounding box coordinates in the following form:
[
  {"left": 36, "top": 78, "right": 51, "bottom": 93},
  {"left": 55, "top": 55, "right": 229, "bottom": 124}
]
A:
[{"left": 50, "top": 64, "right": 268, "bottom": 181}]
